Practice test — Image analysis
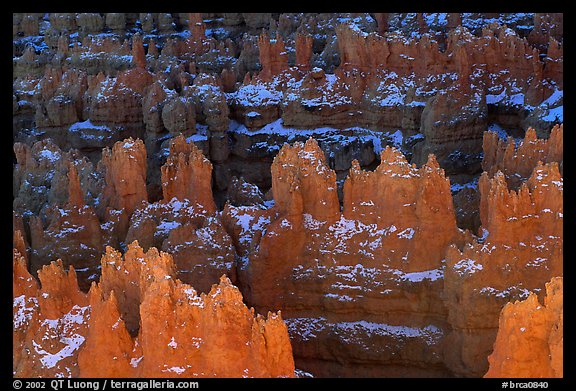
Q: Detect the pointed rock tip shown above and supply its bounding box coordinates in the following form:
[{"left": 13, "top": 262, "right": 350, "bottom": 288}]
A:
[
  {"left": 218, "top": 274, "right": 232, "bottom": 286},
  {"left": 524, "top": 127, "right": 537, "bottom": 140},
  {"left": 425, "top": 153, "right": 440, "bottom": 169}
]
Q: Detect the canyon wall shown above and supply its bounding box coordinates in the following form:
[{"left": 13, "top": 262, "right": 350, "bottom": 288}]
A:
[{"left": 13, "top": 12, "right": 563, "bottom": 379}]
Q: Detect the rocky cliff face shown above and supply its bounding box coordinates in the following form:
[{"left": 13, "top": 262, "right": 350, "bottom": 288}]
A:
[
  {"left": 29, "top": 163, "right": 104, "bottom": 291},
  {"left": 13, "top": 130, "right": 563, "bottom": 378},
  {"left": 482, "top": 124, "right": 563, "bottom": 185},
  {"left": 222, "top": 139, "right": 465, "bottom": 376},
  {"left": 161, "top": 134, "right": 216, "bottom": 212},
  {"left": 13, "top": 242, "right": 295, "bottom": 378},
  {"left": 14, "top": 12, "right": 563, "bottom": 379},
  {"left": 443, "top": 160, "right": 562, "bottom": 377},
  {"left": 13, "top": 13, "right": 563, "bottom": 204}
]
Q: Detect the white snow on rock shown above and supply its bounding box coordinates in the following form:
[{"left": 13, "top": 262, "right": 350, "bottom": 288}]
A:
[
  {"left": 285, "top": 317, "right": 327, "bottom": 342},
  {"left": 399, "top": 267, "right": 444, "bottom": 282},
  {"left": 32, "top": 305, "right": 90, "bottom": 369},
  {"left": 450, "top": 178, "right": 479, "bottom": 192},
  {"left": 155, "top": 220, "right": 181, "bottom": 236},
  {"left": 37, "top": 149, "right": 61, "bottom": 163},
  {"left": 233, "top": 83, "right": 282, "bottom": 107},
  {"left": 286, "top": 316, "right": 444, "bottom": 347},
  {"left": 478, "top": 285, "right": 531, "bottom": 300},
  {"left": 294, "top": 368, "right": 314, "bottom": 378},
  {"left": 130, "top": 356, "right": 143, "bottom": 368},
  {"left": 397, "top": 227, "right": 415, "bottom": 239},
  {"left": 13, "top": 295, "right": 38, "bottom": 329},
  {"left": 68, "top": 119, "right": 111, "bottom": 132},
  {"left": 453, "top": 258, "right": 484, "bottom": 277},
  {"left": 168, "top": 337, "right": 178, "bottom": 348},
  {"left": 162, "top": 366, "right": 186, "bottom": 374}
]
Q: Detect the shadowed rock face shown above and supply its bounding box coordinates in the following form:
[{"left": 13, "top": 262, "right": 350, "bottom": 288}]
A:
[
  {"left": 482, "top": 124, "right": 563, "bottom": 186},
  {"left": 14, "top": 13, "right": 562, "bottom": 378}
]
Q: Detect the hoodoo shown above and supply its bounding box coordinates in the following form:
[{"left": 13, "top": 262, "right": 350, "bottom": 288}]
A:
[{"left": 13, "top": 12, "right": 563, "bottom": 379}]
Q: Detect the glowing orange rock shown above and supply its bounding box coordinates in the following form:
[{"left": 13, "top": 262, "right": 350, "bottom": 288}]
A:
[
  {"left": 444, "top": 161, "right": 562, "bottom": 377},
  {"left": 345, "top": 147, "right": 460, "bottom": 271},
  {"left": 271, "top": 138, "right": 340, "bottom": 224},
  {"left": 257, "top": 31, "right": 289, "bottom": 81},
  {"left": 485, "top": 277, "right": 563, "bottom": 378},
  {"left": 13, "top": 242, "right": 295, "bottom": 378}
]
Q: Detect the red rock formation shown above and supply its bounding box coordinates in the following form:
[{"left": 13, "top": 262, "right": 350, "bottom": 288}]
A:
[
  {"left": 485, "top": 277, "right": 562, "bottom": 378},
  {"left": 482, "top": 125, "right": 563, "bottom": 184},
  {"left": 187, "top": 13, "right": 207, "bottom": 54},
  {"left": 99, "top": 138, "right": 148, "bottom": 217},
  {"left": 374, "top": 13, "right": 389, "bottom": 34},
  {"left": 84, "top": 75, "right": 146, "bottom": 131},
  {"left": 220, "top": 67, "right": 237, "bottom": 92},
  {"left": 19, "top": 14, "right": 40, "bottom": 37},
  {"left": 272, "top": 138, "right": 340, "bottom": 223},
  {"left": 222, "top": 140, "right": 464, "bottom": 376},
  {"left": 226, "top": 176, "right": 265, "bottom": 206},
  {"left": 13, "top": 250, "right": 39, "bottom": 375},
  {"left": 161, "top": 95, "right": 196, "bottom": 136},
  {"left": 13, "top": 258, "right": 89, "bottom": 378},
  {"left": 78, "top": 287, "right": 135, "bottom": 377},
  {"left": 295, "top": 33, "right": 313, "bottom": 72},
  {"left": 344, "top": 147, "right": 460, "bottom": 271},
  {"left": 29, "top": 162, "right": 104, "bottom": 291},
  {"left": 13, "top": 242, "right": 296, "bottom": 378},
  {"left": 34, "top": 67, "right": 87, "bottom": 132},
  {"left": 105, "top": 13, "right": 126, "bottom": 33},
  {"left": 444, "top": 161, "right": 562, "bottom": 377},
  {"left": 332, "top": 22, "right": 545, "bottom": 87},
  {"left": 447, "top": 13, "right": 462, "bottom": 29},
  {"left": 413, "top": 85, "right": 487, "bottom": 176},
  {"left": 95, "top": 138, "right": 148, "bottom": 248},
  {"left": 184, "top": 73, "right": 229, "bottom": 132},
  {"left": 13, "top": 139, "right": 65, "bottom": 215},
  {"left": 528, "top": 13, "right": 563, "bottom": 53},
  {"left": 131, "top": 33, "right": 147, "bottom": 69},
  {"left": 14, "top": 229, "right": 28, "bottom": 264},
  {"left": 77, "top": 13, "right": 104, "bottom": 37},
  {"left": 118, "top": 137, "right": 234, "bottom": 292},
  {"left": 257, "top": 31, "right": 289, "bottom": 81},
  {"left": 544, "top": 37, "right": 563, "bottom": 89},
  {"left": 12, "top": 13, "right": 563, "bottom": 379},
  {"left": 137, "top": 273, "right": 293, "bottom": 377},
  {"left": 124, "top": 194, "right": 235, "bottom": 294},
  {"left": 280, "top": 67, "right": 355, "bottom": 129},
  {"left": 479, "top": 161, "right": 562, "bottom": 245},
  {"left": 116, "top": 67, "right": 154, "bottom": 97},
  {"left": 161, "top": 134, "right": 216, "bottom": 212},
  {"left": 142, "top": 79, "right": 170, "bottom": 133}
]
